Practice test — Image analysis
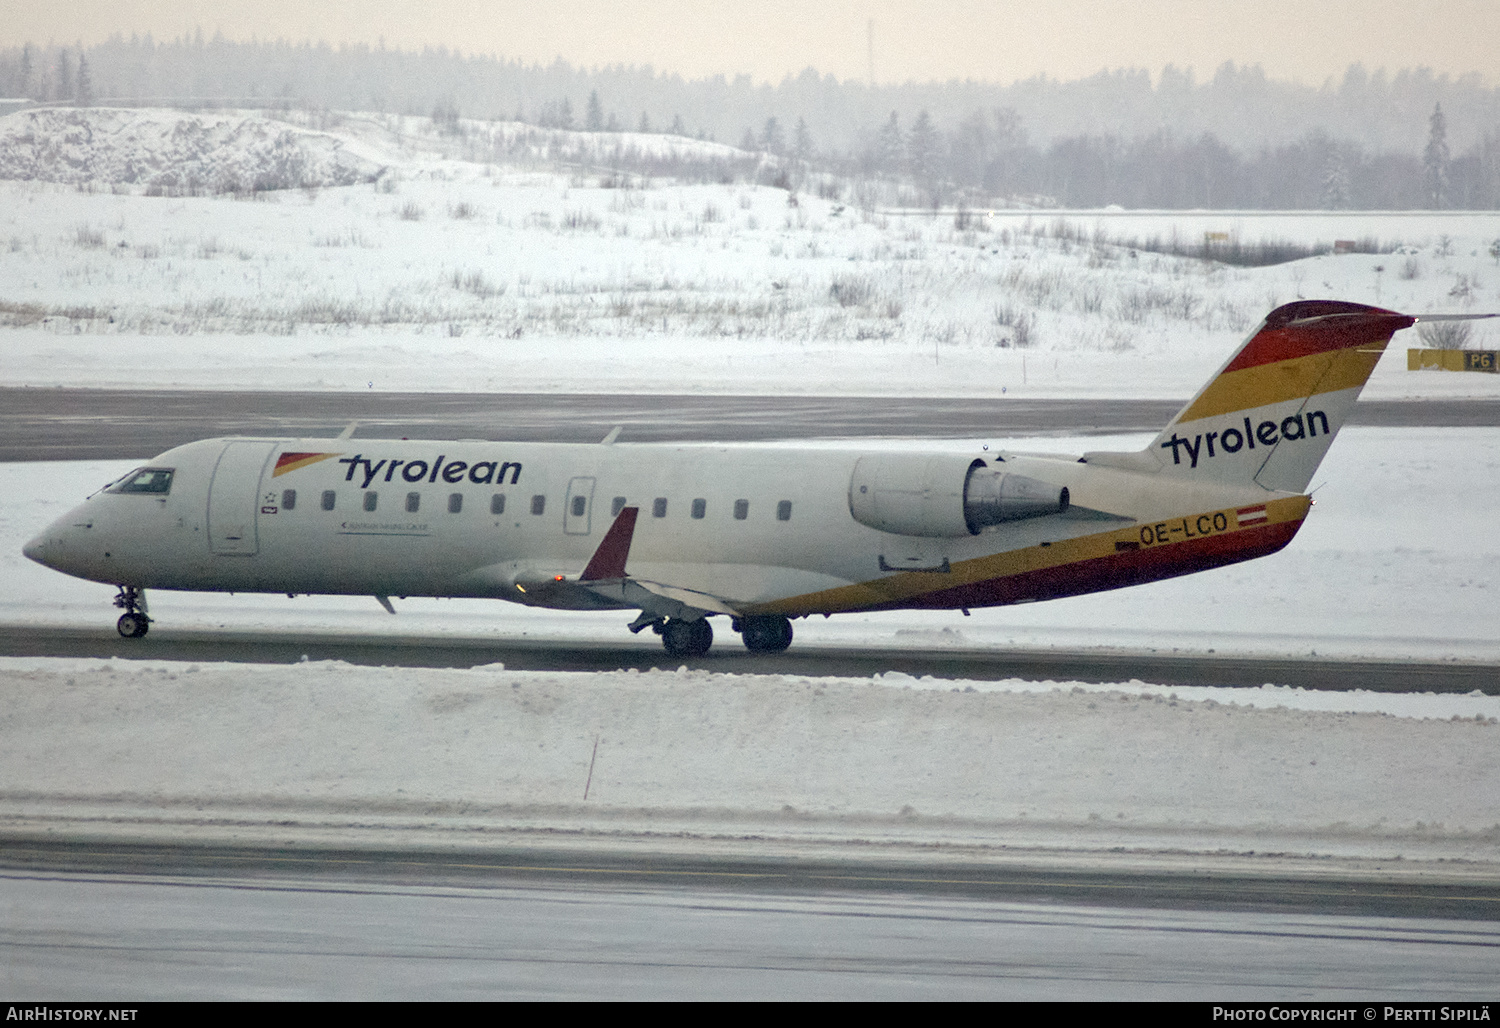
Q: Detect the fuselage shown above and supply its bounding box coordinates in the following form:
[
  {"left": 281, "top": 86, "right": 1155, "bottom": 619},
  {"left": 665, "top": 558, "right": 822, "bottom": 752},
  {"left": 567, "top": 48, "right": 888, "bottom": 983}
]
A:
[{"left": 24, "top": 434, "right": 1307, "bottom": 617}]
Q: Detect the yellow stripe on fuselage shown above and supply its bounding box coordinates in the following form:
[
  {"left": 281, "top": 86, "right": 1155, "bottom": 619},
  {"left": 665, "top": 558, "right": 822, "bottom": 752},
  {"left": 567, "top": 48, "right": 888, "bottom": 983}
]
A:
[
  {"left": 747, "top": 495, "right": 1312, "bottom": 616},
  {"left": 1176, "top": 343, "right": 1386, "bottom": 424}
]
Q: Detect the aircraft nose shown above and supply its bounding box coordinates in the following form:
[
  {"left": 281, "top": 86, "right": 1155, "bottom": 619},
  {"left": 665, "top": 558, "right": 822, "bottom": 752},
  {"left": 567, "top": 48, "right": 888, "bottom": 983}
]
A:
[
  {"left": 23, "top": 531, "right": 53, "bottom": 567},
  {"left": 24, "top": 520, "right": 81, "bottom": 572}
]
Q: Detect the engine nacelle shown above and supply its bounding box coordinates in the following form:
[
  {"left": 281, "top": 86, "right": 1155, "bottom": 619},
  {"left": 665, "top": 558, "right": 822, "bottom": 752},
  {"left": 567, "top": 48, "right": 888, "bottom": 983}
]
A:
[{"left": 848, "top": 455, "right": 1069, "bottom": 538}]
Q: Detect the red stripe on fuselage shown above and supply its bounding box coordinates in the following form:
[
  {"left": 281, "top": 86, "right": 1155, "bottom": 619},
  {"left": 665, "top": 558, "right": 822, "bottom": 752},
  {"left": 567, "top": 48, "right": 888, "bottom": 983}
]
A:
[{"left": 875, "top": 517, "right": 1303, "bottom": 613}]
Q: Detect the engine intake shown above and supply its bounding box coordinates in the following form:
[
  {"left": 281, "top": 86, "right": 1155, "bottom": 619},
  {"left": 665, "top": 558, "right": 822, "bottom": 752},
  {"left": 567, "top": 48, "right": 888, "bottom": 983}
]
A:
[{"left": 849, "top": 455, "right": 1069, "bottom": 538}]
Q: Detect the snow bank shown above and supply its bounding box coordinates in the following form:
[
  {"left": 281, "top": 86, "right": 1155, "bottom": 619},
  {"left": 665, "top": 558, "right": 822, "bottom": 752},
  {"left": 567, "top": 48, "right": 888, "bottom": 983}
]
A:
[
  {"left": 0, "top": 107, "right": 386, "bottom": 192},
  {"left": 0, "top": 657, "right": 1495, "bottom": 870}
]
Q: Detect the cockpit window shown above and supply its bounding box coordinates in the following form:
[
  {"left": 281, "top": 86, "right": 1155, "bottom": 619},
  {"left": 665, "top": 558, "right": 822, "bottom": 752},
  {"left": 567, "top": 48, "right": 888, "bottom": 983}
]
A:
[{"left": 108, "top": 467, "right": 175, "bottom": 495}]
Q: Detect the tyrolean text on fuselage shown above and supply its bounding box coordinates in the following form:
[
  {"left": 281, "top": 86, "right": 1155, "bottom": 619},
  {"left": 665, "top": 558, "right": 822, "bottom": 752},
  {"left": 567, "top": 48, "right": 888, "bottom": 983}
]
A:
[{"left": 336, "top": 454, "right": 522, "bottom": 488}]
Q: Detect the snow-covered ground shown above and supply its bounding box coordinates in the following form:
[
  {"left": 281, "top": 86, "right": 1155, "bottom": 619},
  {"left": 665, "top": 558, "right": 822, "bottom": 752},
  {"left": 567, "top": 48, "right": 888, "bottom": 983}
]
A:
[
  {"left": 1, "top": 654, "right": 1497, "bottom": 873},
  {"left": 3, "top": 109, "right": 1499, "bottom": 400},
  {"left": 2, "top": 108, "right": 1498, "bottom": 874}
]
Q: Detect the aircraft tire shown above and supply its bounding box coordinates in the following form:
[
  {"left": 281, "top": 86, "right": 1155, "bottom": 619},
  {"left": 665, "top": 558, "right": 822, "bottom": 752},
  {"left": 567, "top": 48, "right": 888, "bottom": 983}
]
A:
[
  {"left": 740, "top": 614, "right": 793, "bottom": 653},
  {"left": 661, "top": 617, "right": 712, "bottom": 657},
  {"left": 117, "top": 612, "right": 149, "bottom": 639}
]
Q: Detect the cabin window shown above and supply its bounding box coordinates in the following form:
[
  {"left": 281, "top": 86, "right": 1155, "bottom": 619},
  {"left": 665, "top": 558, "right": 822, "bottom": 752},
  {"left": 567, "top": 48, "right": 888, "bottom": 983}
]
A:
[
  {"left": 321, "top": 490, "right": 336, "bottom": 511},
  {"left": 571, "top": 495, "right": 587, "bottom": 517},
  {"left": 491, "top": 493, "right": 505, "bottom": 515},
  {"left": 611, "top": 496, "right": 626, "bottom": 517},
  {"left": 448, "top": 493, "right": 463, "bottom": 514},
  {"left": 364, "top": 492, "right": 378, "bottom": 512},
  {"left": 777, "top": 500, "right": 792, "bottom": 521},
  {"left": 652, "top": 497, "right": 667, "bottom": 518},
  {"left": 691, "top": 498, "right": 706, "bottom": 519},
  {"left": 733, "top": 499, "right": 749, "bottom": 520},
  {"left": 406, "top": 492, "right": 421, "bottom": 513},
  {"left": 531, "top": 494, "right": 546, "bottom": 516},
  {"left": 108, "top": 467, "right": 174, "bottom": 495},
  {"left": 281, "top": 489, "right": 297, "bottom": 510}
]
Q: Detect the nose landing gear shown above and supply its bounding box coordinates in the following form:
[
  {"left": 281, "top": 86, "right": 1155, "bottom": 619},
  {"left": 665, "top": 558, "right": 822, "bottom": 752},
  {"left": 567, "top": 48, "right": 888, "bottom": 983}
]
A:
[{"left": 113, "top": 586, "right": 151, "bottom": 639}]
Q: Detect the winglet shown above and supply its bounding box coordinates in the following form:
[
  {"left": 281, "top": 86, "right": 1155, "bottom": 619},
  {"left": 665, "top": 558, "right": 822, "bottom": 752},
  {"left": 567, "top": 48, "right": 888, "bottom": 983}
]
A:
[{"left": 580, "top": 506, "right": 639, "bottom": 580}]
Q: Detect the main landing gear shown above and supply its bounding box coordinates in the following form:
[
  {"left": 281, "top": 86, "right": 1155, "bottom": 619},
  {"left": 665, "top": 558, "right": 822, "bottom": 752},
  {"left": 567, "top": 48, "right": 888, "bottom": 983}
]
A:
[
  {"left": 658, "top": 617, "right": 713, "bottom": 658},
  {"left": 631, "top": 612, "right": 795, "bottom": 658},
  {"left": 738, "top": 615, "right": 793, "bottom": 654},
  {"left": 113, "top": 586, "right": 151, "bottom": 639}
]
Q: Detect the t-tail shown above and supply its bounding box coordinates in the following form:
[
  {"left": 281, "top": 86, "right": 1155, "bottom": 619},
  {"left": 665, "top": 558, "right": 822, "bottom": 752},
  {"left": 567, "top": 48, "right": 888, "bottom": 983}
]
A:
[{"left": 1086, "top": 300, "right": 1414, "bottom": 492}]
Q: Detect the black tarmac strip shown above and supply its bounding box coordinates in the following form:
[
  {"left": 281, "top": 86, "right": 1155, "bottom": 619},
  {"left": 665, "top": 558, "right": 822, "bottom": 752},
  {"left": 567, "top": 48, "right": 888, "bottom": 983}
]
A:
[
  {"left": 2, "top": 625, "right": 1494, "bottom": 693},
  {"left": 2, "top": 836, "right": 1497, "bottom": 921},
  {"left": 4, "top": 387, "right": 1499, "bottom": 461}
]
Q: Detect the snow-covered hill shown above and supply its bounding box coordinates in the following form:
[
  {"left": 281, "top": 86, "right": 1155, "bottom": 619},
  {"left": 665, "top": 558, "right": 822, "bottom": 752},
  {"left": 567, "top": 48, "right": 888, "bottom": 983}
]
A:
[
  {"left": 0, "top": 106, "right": 1497, "bottom": 401},
  {"left": 0, "top": 106, "right": 387, "bottom": 192}
]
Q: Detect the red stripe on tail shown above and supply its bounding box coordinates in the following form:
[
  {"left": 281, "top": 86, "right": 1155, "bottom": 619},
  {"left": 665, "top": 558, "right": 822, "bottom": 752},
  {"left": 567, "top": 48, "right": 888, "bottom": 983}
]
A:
[{"left": 1222, "top": 301, "right": 1413, "bottom": 373}]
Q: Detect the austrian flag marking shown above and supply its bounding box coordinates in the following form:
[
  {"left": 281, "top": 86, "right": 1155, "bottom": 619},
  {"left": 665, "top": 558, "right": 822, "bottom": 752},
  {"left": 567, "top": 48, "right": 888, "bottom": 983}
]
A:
[
  {"left": 1236, "top": 504, "right": 1268, "bottom": 526},
  {"left": 273, "top": 452, "right": 343, "bottom": 477}
]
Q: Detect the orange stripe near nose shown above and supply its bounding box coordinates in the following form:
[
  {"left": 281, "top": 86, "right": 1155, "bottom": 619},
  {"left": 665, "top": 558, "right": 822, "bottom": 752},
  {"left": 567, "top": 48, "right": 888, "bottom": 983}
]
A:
[{"left": 272, "top": 452, "right": 343, "bottom": 476}]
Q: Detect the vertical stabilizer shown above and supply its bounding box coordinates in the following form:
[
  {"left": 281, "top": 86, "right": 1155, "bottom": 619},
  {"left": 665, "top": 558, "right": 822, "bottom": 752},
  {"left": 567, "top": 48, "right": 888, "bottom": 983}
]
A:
[{"left": 1085, "top": 301, "right": 1414, "bottom": 493}]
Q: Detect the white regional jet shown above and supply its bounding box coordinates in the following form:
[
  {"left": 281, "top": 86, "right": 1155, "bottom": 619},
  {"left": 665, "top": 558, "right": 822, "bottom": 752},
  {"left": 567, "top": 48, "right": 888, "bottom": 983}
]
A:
[{"left": 21, "top": 300, "right": 1438, "bottom": 656}]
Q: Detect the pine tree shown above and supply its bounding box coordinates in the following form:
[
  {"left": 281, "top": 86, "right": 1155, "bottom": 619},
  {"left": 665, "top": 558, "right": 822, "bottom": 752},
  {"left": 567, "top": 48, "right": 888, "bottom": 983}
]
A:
[
  {"left": 56, "top": 49, "right": 73, "bottom": 102},
  {"left": 759, "top": 116, "right": 785, "bottom": 155},
  {"left": 670, "top": 114, "right": 685, "bottom": 136},
  {"left": 793, "top": 117, "right": 814, "bottom": 163},
  {"left": 586, "top": 90, "right": 603, "bottom": 131},
  {"left": 18, "top": 43, "right": 33, "bottom": 99},
  {"left": 638, "top": 111, "right": 651, "bottom": 133},
  {"left": 76, "top": 51, "right": 93, "bottom": 106},
  {"left": 876, "top": 111, "right": 903, "bottom": 174},
  {"left": 1321, "top": 144, "right": 1351, "bottom": 209},
  {"left": 907, "top": 109, "right": 941, "bottom": 197},
  {"left": 1424, "top": 103, "right": 1450, "bottom": 209}
]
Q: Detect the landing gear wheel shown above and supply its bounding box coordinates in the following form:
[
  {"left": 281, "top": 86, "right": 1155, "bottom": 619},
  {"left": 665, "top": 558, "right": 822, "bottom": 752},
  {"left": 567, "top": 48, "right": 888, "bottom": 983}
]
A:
[
  {"left": 661, "top": 617, "right": 713, "bottom": 658},
  {"left": 112, "top": 585, "right": 150, "bottom": 639},
  {"left": 740, "top": 615, "right": 793, "bottom": 653},
  {"left": 117, "top": 612, "right": 149, "bottom": 638}
]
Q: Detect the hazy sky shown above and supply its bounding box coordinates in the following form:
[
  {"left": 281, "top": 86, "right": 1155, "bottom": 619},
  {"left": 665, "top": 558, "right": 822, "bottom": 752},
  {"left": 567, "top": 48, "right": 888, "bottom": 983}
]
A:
[{"left": 5, "top": 1, "right": 1497, "bottom": 86}]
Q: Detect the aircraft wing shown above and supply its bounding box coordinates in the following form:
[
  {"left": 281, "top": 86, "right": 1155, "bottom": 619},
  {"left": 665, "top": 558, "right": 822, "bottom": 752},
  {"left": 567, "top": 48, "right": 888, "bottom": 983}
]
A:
[{"left": 518, "top": 506, "right": 743, "bottom": 619}]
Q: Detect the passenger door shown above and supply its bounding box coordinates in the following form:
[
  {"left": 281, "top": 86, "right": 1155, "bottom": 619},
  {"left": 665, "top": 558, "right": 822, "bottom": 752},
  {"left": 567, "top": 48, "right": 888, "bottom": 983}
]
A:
[{"left": 208, "top": 441, "right": 276, "bottom": 555}]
